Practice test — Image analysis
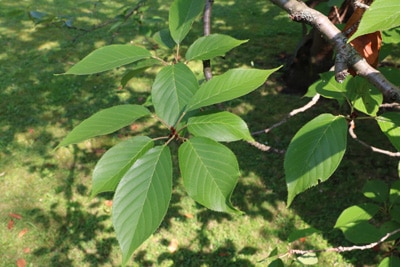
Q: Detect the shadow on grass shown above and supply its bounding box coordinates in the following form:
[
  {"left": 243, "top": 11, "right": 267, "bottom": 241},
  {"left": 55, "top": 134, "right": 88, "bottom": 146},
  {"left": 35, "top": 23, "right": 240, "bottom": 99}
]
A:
[{"left": 29, "top": 146, "right": 118, "bottom": 266}]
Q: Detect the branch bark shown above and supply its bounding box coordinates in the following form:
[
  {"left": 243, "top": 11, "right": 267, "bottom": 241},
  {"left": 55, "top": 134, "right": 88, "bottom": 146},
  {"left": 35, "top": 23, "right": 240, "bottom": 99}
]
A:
[
  {"left": 203, "top": 0, "right": 214, "bottom": 81},
  {"left": 269, "top": 0, "right": 400, "bottom": 102}
]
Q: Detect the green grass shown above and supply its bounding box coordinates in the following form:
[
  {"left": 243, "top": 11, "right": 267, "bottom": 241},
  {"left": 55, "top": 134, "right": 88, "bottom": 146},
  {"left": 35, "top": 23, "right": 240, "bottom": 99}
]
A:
[{"left": 1, "top": 0, "right": 399, "bottom": 266}]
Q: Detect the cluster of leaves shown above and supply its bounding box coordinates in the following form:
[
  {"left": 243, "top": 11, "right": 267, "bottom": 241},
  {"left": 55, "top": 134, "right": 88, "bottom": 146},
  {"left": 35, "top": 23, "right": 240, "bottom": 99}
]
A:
[
  {"left": 266, "top": 0, "right": 400, "bottom": 265},
  {"left": 58, "top": 0, "right": 400, "bottom": 265},
  {"left": 58, "top": 0, "right": 279, "bottom": 265}
]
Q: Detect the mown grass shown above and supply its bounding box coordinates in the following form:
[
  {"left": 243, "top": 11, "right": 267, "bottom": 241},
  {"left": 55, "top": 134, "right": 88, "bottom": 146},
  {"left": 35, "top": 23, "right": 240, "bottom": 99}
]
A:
[{"left": 1, "top": 0, "right": 399, "bottom": 266}]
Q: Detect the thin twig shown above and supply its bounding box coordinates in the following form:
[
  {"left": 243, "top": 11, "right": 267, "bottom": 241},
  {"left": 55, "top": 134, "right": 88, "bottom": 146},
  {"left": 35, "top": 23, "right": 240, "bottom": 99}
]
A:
[
  {"left": 285, "top": 228, "right": 400, "bottom": 256},
  {"left": 349, "top": 120, "right": 400, "bottom": 157},
  {"left": 247, "top": 140, "right": 285, "bottom": 154},
  {"left": 202, "top": 0, "right": 214, "bottom": 81},
  {"left": 252, "top": 94, "right": 320, "bottom": 135}
]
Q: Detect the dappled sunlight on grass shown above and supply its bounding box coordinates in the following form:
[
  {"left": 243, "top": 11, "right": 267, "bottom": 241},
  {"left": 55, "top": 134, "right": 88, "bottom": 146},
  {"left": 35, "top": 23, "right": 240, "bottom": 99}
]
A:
[{"left": 1, "top": 0, "right": 398, "bottom": 266}]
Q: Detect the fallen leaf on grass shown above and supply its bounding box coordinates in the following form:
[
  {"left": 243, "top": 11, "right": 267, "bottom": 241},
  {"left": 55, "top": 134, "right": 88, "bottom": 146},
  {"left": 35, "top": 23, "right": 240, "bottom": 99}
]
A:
[
  {"left": 18, "top": 228, "right": 28, "bottom": 238},
  {"left": 8, "top": 219, "right": 15, "bottom": 230},
  {"left": 16, "top": 258, "right": 26, "bottom": 267},
  {"left": 168, "top": 238, "right": 179, "bottom": 253},
  {"left": 104, "top": 200, "right": 113, "bottom": 207},
  {"left": 9, "top": 213, "right": 22, "bottom": 220},
  {"left": 184, "top": 213, "right": 194, "bottom": 219}
]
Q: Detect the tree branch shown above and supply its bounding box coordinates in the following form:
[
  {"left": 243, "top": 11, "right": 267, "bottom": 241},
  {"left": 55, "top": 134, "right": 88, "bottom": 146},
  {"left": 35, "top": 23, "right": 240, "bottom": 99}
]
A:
[
  {"left": 285, "top": 228, "right": 400, "bottom": 256},
  {"left": 252, "top": 93, "right": 320, "bottom": 135},
  {"left": 203, "top": 0, "right": 214, "bottom": 81},
  {"left": 349, "top": 120, "right": 400, "bottom": 157},
  {"left": 269, "top": 0, "right": 400, "bottom": 102}
]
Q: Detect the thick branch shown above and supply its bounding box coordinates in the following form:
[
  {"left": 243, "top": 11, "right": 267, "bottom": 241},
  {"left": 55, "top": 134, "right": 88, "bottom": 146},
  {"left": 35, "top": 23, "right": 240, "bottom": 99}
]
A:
[
  {"left": 203, "top": 0, "right": 214, "bottom": 81},
  {"left": 269, "top": 0, "right": 400, "bottom": 102}
]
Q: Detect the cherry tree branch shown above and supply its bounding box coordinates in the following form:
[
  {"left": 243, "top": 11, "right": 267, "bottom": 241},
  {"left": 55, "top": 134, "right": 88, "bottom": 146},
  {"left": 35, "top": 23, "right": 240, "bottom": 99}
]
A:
[
  {"left": 252, "top": 93, "right": 320, "bottom": 135},
  {"left": 203, "top": 0, "right": 214, "bottom": 81},
  {"left": 348, "top": 120, "right": 400, "bottom": 157},
  {"left": 282, "top": 228, "right": 400, "bottom": 257},
  {"left": 269, "top": 0, "right": 400, "bottom": 102}
]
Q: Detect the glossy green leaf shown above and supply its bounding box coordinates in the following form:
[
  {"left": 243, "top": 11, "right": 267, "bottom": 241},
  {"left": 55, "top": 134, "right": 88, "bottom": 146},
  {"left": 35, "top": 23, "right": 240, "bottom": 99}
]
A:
[
  {"left": 152, "top": 63, "right": 198, "bottom": 126},
  {"left": 362, "top": 180, "right": 389, "bottom": 203},
  {"left": 287, "top": 227, "right": 320, "bottom": 242},
  {"left": 312, "top": 71, "right": 348, "bottom": 101},
  {"left": 92, "top": 136, "right": 154, "bottom": 196},
  {"left": 186, "top": 34, "right": 248, "bottom": 61},
  {"left": 334, "top": 204, "right": 382, "bottom": 244},
  {"left": 342, "top": 221, "right": 383, "bottom": 244},
  {"left": 382, "top": 28, "right": 400, "bottom": 44},
  {"left": 334, "top": 203, "right": 380, "bottom": 229},
  {"left": 378, "top": 256, "right": 400, "bottom": 267},
  {"left": 187, "top": 67, "right": 281, "bottom": 111},
  {"left": 152, "top": 29, "right": 176, "bottom": 49},
  {"left": 187, "top": 111, "right": 253, "bottom": 142},
  {"left": 113, "top": 146, "right": 172, "bottom": 266},
  {"left": 379, "top": 221, "right": 400, "bottom": 240},
  {"left": 349, "top": 0, "right": 400, "bottom": 42},
  {"left": 285, "top": 114, "right": 347, "bottom": 206},
  {"left": 297, "top": 252, "right": 318, "bottom": 265},
  {"left": 58, "top": 105, "right": 150, "bottom": 147},
  {"left": 390, "top": 180, "right": 400, "bottom": 204},
  {"left": 169, "top": 0, "right": 205, "bottom": 44},
  {"left": 64, "top": 45, "right": 152, "bottom": 75},
  {"left": 377, "top": 112, "right": 400, "bottom": 151},
  {"left": 178, "top": 137, "right": 241, "bottom": 213},
  {"left": 348, "top": 77, "right": 382, "bottom": 116}
]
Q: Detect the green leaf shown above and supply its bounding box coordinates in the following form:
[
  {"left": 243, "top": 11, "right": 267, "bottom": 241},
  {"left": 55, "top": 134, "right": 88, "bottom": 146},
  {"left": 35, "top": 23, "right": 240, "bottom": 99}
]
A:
[
  {"left": 390, "top": 180, "right": 400, "bottom": 204},
  {"left": 334, "top": 203, "right": 380, "bottom": 229},
  {"left": 64, "top": 45, "right": 152, "bottom": 75},
  {"left": 285, "top": 114, "right": 347, "bottom": 206},
  {"left": 152, "top": 29, "right": 176, "bottom": 49},
  {"left": 92, "top": 136, "right": 154, "bottom": 196},
  {"left": 268, "top": 259, "right": 284, "bottom": 267},
  {"left": 121, "top": 58, "right": 160, "bottom": 88},
  {"left": 377, "top": 112, "right": 400, "bottom": 151},
  {"left": 113, "top": 146, "right": 172, "bottom": 266},
  {"left": 362, "top": 180, "right": 389, "bottom": 203},
  {"left": 178, "top": 136, "right": 241, "bottom": 213},
  {"left": 168, "top": 0, "right": 205, "bottom": 44},
  {"left": 348, "top": 0, "right": 400, "bottom": 43},
  {"left": 187, "top": 67, "right": 281, "bottom": 111},
  {"left": 152, "top": 63, "right": 198, "bottom": 126},
  {"left": 58, "top": 105, "right": 150, "bottom": 147},
  {"left": 390, "top": 205, "right": 400, "bottom": 223},
  {"left": 348, "top": 77, "right": 382, "bottom": 116},
  {"left": 342, "top": 221, "right": 383, "bottom": 244},
  {"left": 378, "top": 256, "right": 400, "bottom": 267},
  {"left": 312, "top": 72, "right": 348, "bottom": 101},
  {"left": 268, "top": 247, "right": 279, "bottom": 258},
  {"left": 297, "top": 252, "right": 318, "bottom": 265},
  {"left": 382, "top": 28, "right": 400, "bottom": 44},
  {"left": 334, "top": 204, "right": 382, "bottom": 244},
  {"left": 187, "top": 111, "right": 254, "bottom": 142},
  {"left": 186, "top": 34, "right": 248, "bottom": 61},
  {"left": 287, "top": 227, "right": 320, "bottom": 242}
]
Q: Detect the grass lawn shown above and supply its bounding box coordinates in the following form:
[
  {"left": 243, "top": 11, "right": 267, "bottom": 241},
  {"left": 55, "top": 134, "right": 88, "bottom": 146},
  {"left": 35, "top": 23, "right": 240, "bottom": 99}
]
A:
[{"left": 1, "top": 0, "right": 399, "bottom": 266}]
